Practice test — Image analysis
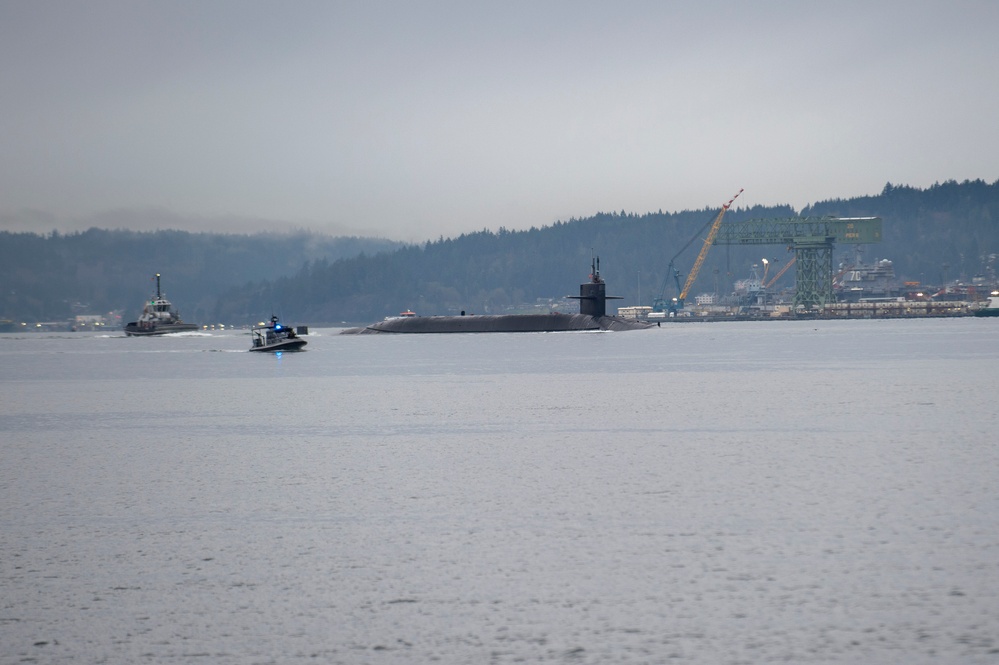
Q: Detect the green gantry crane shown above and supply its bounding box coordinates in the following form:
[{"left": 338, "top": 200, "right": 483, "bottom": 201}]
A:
[{"left": 713, "top": 216, "right": 883, "bottom": 310}]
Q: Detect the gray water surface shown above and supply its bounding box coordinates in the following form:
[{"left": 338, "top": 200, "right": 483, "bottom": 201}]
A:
[{"left": 2, "top": 319, "right": 998, "bottom": 663}]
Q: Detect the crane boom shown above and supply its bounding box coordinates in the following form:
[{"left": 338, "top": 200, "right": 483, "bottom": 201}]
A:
[
  {"left": 764, "top": 255, "right": 796, "bottom": 288},
  {"left": 679, "top": 188, "right": 743, "bottom": 301}
]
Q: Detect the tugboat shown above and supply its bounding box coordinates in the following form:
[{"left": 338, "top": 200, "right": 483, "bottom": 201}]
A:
[
  {"left": 123, "top": 274, "right": 199, "bottom": 336},
  {"left": 249, "top": 315, "right": 307, "bottom": 352}
]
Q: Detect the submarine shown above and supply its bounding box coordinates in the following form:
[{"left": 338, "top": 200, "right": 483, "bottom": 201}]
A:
[{"left": 341, "top": 257, "right": 653, "bottom": 334}]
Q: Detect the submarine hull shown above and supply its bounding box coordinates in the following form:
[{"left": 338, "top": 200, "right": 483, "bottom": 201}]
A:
[
  {"left": 342, "top": 313, "right": 651, "bottom": 334},
  {"left": 341, "top": 255, "right": 652, "bottom": 334}
]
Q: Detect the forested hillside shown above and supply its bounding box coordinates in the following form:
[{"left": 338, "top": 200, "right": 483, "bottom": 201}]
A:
[
  {"left": 3, "top": 179, "right": 997, "bottom": 326},
  {"left": 802, "top": 179, "right": 998, "bottom": 282},
  {"left": 214, "top": 179, "right": 999, "bottom": 324},
  {"left": 0, "top": 229, "right": 402, "bottom": 322}
]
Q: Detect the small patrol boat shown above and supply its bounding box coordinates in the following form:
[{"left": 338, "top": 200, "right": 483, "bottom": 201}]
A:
[
  {"left": 250, "top": 315, "right": 307, "bottom": 352},
  {"left": 124, "top": 274, "right": 198, "bottom": 336}
]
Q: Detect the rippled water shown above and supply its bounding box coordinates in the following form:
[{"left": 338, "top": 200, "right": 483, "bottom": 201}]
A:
[{"left": 2, "top": 319, "right": 998, "bottom": 664}]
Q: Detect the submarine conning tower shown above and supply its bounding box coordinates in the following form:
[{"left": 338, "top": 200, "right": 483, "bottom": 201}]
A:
[{"left": 573, "top": 256, "right": 622, "bottom": 318}]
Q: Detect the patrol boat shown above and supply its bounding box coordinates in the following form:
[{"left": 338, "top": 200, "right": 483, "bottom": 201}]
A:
[{"left": 249, "top": 316, "right": 307, "bottom": 352}]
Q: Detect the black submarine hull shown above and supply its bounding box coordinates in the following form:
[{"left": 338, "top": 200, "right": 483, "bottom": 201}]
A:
[
  {"left": 342, "top": 313, "right": 651, "bottom": 334},
  {"left": 342, "top": 256, "right": 651, "bottom": 334}
]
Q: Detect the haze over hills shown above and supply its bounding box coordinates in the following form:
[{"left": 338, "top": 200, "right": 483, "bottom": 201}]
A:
[
  {"left": 3, "top": 3, "right": 997, "bottom": 243},
  {"left": 0, "top": 207, "right": 370, "bottom": 238},
  {"left": 2, "top": 179, "right": 997, "bottom": 326},
  {"left": 0, "top": 230, "right": 402, "bottom": 324}
]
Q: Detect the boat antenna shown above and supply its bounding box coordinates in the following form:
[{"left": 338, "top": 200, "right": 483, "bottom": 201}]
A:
[{"left": 155, "top": 273, "right": 161, "bottom": 299}]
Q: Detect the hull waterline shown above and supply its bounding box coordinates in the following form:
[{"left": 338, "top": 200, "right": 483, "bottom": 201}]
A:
[
  {"left": 124, "top": 322, "right": 199, "bottom": 336},
  {"left": 248, "top": 338, "right": 307, "bottom": 352}
]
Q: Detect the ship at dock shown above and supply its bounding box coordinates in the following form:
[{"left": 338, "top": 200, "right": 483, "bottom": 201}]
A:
[{"left": 974, "top": 293, "right": 999, "bottom": 317}]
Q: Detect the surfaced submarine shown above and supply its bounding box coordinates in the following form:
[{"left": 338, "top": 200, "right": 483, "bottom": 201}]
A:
[{"left": 341, "top": 257, "right": 652, "bottom": 334}]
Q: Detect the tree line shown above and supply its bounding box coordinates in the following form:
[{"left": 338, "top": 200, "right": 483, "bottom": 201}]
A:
[
  {"left": 2, "top": 179, "right": 997, "bottom": 325},
  {"left": 0, "top": 229, "right": 401, "bottom": 323},
  {"left": 211, "top": 179, "right": 999, "bottom": 324}
]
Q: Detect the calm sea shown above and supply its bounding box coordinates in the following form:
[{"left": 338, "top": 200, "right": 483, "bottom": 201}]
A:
[{"left": 2, "top": 319, "right": 998, "bottom": 664}]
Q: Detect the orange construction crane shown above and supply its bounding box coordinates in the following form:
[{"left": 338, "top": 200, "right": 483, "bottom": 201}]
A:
[
  {"left": 678, "top": 188, "right": 743, "bottom": 303},
  {"left": 765, "top": 256, "right": 796, "bottom": 289}
]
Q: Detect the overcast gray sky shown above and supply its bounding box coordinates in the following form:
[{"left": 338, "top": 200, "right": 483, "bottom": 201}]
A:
[{"left": 1, "top": 0, "right": 996, "bottom": 241}]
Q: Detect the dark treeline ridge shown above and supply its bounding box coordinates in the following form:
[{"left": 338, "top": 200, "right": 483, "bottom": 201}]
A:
[
  {"left": 2, "top": 179, "right": 997, "bottom": 325},
  {"left": 0, "top": 229, "right": 401, "bottom": 322},
  {"left": 218, "top": 179, "right": 999, "bottom": 324}
]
